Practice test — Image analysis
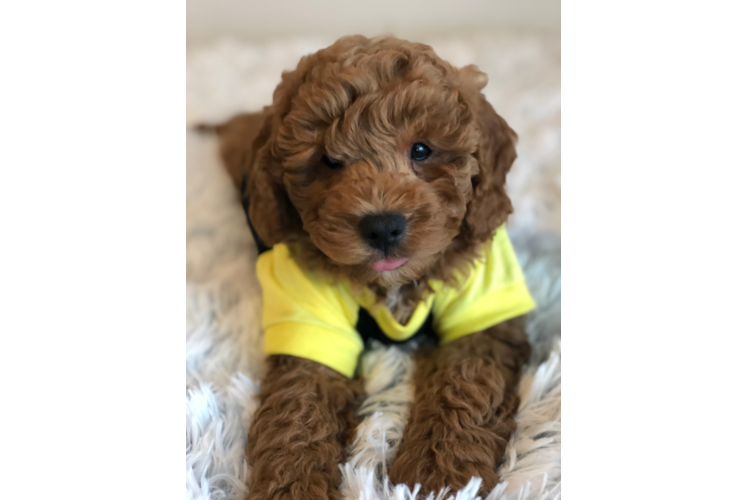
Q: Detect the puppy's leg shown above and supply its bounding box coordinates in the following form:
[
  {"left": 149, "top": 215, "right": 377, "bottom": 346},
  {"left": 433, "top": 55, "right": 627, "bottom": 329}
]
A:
[
  {"left": 246, "top": 355, "right": 361, "bottom": 500},
  {"left": 389, "top": 317, "right": 530, "bottom": 497}
]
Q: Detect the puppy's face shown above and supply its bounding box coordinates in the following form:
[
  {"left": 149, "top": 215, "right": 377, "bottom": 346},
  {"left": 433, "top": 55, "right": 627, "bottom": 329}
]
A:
[
  {"left": 279, "top": 83, "right": 479, "bottom": 287},
  {"left": 248, "top": 37, "right": 516, "bottom": 288}
]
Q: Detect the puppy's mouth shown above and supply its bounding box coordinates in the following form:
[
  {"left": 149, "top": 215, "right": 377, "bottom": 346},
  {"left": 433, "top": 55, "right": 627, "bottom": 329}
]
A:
[{"left": 370, "top": 257, "right": 408, "bottom": 272}]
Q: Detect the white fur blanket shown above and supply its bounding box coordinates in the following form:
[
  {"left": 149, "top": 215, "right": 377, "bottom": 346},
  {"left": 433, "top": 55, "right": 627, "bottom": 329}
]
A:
[{"left": 187, "top": 33, "right": 560, "bottom": 500}]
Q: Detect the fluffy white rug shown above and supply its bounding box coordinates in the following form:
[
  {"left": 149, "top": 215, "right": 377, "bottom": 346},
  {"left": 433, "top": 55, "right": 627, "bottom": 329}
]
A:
[{"left": 187, "top": 33, "right": 560, "bottom": 500}]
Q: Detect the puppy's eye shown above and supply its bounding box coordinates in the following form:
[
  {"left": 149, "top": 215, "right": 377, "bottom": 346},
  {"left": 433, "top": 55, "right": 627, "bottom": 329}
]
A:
[
  {"left": 410, "top": 143, "right": 432, "bottom": 161},
  {"left": 322, "top": 155, "right": 344, "bottom": 170}
]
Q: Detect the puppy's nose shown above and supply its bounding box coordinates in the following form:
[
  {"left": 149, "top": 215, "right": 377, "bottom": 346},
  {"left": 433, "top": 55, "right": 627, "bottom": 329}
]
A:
[{"left": 360, "top": 213, "right": 406, "bottom": 253}]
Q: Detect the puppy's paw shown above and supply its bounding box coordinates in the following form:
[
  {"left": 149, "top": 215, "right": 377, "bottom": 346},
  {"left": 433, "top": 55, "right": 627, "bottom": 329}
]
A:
[
  {"left": 388, "top": 441, "right": 498, "bottom": 497},
  {"left": 248, "top": 469, "right": 341, "bottom": 500}
]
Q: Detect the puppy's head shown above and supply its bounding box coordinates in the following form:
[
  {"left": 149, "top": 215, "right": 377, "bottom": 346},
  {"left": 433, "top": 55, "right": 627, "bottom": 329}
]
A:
[{"left": 246, "top": 36, "right": 517, "bottom": 288}]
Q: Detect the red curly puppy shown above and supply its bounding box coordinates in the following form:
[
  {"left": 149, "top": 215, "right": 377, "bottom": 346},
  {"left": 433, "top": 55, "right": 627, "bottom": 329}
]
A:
[{"left": 212, "top": 35, "right": 533, "bottom": 499}]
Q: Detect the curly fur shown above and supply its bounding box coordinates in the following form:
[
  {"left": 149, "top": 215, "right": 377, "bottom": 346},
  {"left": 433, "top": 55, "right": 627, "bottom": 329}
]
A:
[
  {"left": 208, "top": 35, "right": 530, "bottom": 499},
  {"left": 246, "top": 356, "right": 364, "bottom": 500},
  {"left": 224, "top": 35, "right": 517, "bottom": 296},
  {"left": 389, "top": 317, "right": 530, "bottom": 497}
]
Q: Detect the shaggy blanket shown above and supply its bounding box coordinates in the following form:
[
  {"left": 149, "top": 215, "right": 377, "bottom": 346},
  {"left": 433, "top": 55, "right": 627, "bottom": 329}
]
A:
[{"left": 187, "top": 33, "right": 560, "bottom": 500}]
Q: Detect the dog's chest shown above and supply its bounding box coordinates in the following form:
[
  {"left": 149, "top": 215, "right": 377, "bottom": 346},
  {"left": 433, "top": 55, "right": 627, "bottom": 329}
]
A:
[
  {"left": 356, "top": 284, "right": 438, "bottom": 348},
  {"left": 385, "top": 285, "right": 418, "bottom": 325}
]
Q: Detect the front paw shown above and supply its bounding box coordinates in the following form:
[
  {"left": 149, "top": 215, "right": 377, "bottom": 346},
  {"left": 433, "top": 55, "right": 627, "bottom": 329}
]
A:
[
  {"left": 388, "top": 440, "right": 498, "bottom": 497},
  {"left": 248, "top": 459, "right": 342, "bottom": 500}
]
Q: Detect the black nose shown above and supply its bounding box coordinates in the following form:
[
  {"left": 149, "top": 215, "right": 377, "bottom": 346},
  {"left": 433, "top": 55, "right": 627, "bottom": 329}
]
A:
[{"left": 359, "top": 213, "right": 406, "bottom": 253}]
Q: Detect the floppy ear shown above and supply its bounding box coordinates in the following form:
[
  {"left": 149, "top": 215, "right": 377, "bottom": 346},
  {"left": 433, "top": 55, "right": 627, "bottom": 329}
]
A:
[
  {"left": 242, "top": 113, "right": 302, "bottom": 248},
  {"left": 240, "top": 47, "right": 338, "bottom": 248},
  {"left": 459, "top": 67, "right": 518, "bottom": 242}
]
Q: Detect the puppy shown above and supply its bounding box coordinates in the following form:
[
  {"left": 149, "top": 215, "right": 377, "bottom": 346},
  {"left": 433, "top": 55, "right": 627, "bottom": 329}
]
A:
[{"left": 210, "top": 35, "right": 534, "bottom": 499}]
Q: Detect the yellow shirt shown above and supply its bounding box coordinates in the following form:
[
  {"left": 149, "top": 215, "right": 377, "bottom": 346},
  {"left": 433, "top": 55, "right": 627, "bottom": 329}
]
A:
[{"left": 256, "top": 225, "right": 535, "bottom": 378}]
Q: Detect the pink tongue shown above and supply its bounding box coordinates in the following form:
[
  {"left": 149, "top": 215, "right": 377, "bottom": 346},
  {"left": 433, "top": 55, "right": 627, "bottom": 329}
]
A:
[{"left": 370, "top": 258, "right": 408, "bottom": 272}]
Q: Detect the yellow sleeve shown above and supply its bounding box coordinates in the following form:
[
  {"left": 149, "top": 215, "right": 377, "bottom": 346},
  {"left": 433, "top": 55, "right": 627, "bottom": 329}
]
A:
[
  {"left": 256, "top": 244, "right": 363, "bottom": 378},
  {"left": 432, "top": 225, "right": 536, "bottom": 344}
]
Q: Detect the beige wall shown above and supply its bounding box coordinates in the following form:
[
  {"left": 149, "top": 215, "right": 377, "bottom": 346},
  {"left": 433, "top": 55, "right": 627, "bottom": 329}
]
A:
[{"left": 187, "top": 0, "right": 560, "bottom": 45}]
